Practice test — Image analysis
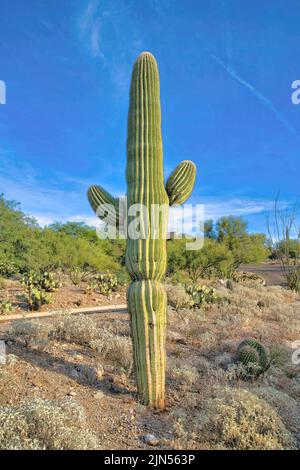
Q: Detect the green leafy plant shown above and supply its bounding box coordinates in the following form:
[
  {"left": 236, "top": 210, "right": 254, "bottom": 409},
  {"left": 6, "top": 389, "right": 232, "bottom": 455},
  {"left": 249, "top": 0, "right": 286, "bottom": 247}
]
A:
[
  {"left": 236, "top": 338, "right": 270, "bottom": 380},
  {"left": 38, "top": 271, "right": 61, "bottom": 292},
  {"left": 21, "top": 271, "right": 60, "bottom": 292},
  {"left": 233, "top": 271, "right": 265, "bottom": 285},
  {"left": 84, "top": 280, "right": 97, "bottom": 295},
  {"left": 185, "top": 284, "right": 219, "bottom": 307},
  {"left": 0, "top": 300, "right": 13, "bottom": 315},
  {"left": 68, "top": 267, "right": 92, "bottom": 286},
  {"left": 95, "top": 272, "right": 118, "bottom": 296},
  {"left": 21, "top": 273, "right": 53, "bottom": 311},
  {"left": 0, "top": 259, "right": 17, "bottom": 278},
  {"left": 24, "top": 287, "right": 52, "bottom": 311}
]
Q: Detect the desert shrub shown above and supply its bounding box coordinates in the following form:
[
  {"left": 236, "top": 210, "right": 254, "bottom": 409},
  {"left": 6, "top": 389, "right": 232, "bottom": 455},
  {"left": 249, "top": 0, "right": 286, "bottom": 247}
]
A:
[
  {"left": 0, "top": 398, "right": 99, "bottom": 450},
  {"left": 95, "top": 272, "right": 118, "bottom": 296},
  {"left": 193, "top": 387, "right": 294, "bottom": 450},
  {"left": 90, "top": 331, "right": 132, "bottom": 371},
  {"left": 9, "top": 320, "right": 52, "bottom": 349},
  {"left": 166, "top": 283, "right": 192, "bottom": 309},
  {"left": 167, "top": 307, "right": 204, "bottom": 339},
  {"left": 168, "top": 363, "right": 199, "bottom": 389},
  {"left": 0, "top": 300, "right": 13, "bottom": 315},
  {"left": 233, "top": 271, "right": 265, "bottom": 285},
  {"left": 23, "top": 286, "right": 52, "bottom": 311},
  {"left": 37, "top": 272, "right": 61, "bottom": 292},
  {"left": 21, "top": 271, "right": 60, "bottom": 292},
  {"left": 0, "top": 259, "right": 17, "bottom": 278},
  {"left": 21, "top": 272, "right": 55, "bottom": 310},
  {"left": 84, "top": 280, "right": 97, "bottom": 295},
  {"left": 53, "top": 313, "right": 99, "bottom": 345},
  {"left": 68, "top": 267, "right": 91, "bottom": 286},
  {"left": 107, "top": 319, "right": 131, "bottom": 337},
  {"left": 253, "top": 386, "right": 299, "bottom": 432},
  {"left": 185, "top": 284, "right": 219, "bottom": 307}
]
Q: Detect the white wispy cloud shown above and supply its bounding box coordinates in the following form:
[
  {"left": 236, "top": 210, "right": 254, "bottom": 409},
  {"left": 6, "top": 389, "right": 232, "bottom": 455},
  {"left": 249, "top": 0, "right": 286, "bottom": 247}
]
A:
[
  {"left": 77, "top": 1, "right": 145, "bottom": 95},
  {"left": 211, "top": 54, "right": 299, "bottom": 139},
  {"left": 169, "top": 197, "right": 279, "bottom": 234},
  {"left": 0, "top": 145, "right": 290, "bottom": 232},
  {"left": 79, "top": 0, "right": 104, "bottom": 59}
]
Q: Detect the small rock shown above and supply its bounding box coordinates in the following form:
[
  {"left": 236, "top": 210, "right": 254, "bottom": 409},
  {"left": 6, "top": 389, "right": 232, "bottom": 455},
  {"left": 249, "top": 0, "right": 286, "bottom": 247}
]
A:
[
  {"left": 73, "top": 354, "right": 84, "bottom": 361},
  {"left": 67, "top": 390, "right": 77, "bottom": 397},
  {"left": 70, "top": 369, "right": 80, "bottom": 380},
  {"left": 31, "top": 378, "right": 43, "bottom": 388},
  {"left": 143, "top": 434, "right": 159, "bottom": 446},
  {"left": 109, "top": 383, "right": 124, "bottom": 394},
  {"left": 93, "top": 390, "right": 105, "bottom": 400}
]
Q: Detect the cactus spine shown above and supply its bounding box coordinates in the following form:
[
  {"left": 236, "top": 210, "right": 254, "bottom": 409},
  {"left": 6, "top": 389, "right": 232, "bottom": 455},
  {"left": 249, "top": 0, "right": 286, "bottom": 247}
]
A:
[{"left": 88, "top": 52, "right": 196, "bottom": 409}]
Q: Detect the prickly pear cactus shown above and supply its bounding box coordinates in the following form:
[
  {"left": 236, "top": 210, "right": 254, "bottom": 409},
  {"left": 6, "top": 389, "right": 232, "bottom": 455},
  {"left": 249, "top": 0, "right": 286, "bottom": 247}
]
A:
[{"left": 88, "top": 52, "right": 196, "bottom": 408}]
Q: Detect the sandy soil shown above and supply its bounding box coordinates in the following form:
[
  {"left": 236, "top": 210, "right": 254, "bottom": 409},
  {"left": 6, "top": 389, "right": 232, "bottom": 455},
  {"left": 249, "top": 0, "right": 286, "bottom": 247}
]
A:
[{"left": 0, "top": 280, "right": 127, "bottom": 316}]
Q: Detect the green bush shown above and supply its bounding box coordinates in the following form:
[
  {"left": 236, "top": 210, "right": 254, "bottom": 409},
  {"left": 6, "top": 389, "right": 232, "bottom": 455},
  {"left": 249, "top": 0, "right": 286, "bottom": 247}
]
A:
[
  {"left": 21, "top": 273, "right": 53, "bottom": 310},
  {"left": 233, "top": 271, "right": 265, "bottom": 285},
  {"left": 0, "top": 259, "right": 17, "bottom": 278},
  {"left": 95, "top": 272, "right": 118, "bottom": 296},
  {"left": 185, "top": 284, "right": 219, "bottom": 307},
  {"left": 24, "top": 287, "right": 52, "bottom": 311},
  {"left": 0, "top": 300, "right": 13, "bottom": 315},
  {"left": 21, "top": 271, "right": 60, "bottom": 292}
]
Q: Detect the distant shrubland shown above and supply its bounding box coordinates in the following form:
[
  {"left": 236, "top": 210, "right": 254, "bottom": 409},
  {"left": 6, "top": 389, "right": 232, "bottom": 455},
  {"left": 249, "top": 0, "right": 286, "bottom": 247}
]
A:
[{"left": 0, "top": 194, "right": 269, "bottom": 281}]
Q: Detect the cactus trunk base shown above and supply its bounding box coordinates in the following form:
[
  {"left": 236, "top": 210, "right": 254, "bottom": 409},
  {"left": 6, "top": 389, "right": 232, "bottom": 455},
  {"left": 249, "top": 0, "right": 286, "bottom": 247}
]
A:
[{"left": 128, "top": 280, "right": 167, "bottom": 410}]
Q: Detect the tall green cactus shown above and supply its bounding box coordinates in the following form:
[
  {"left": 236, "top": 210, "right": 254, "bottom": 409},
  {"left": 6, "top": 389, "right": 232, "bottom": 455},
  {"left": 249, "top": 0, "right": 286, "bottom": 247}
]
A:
[{"left": 88, "top": 52, "right": 196, "bottom": 408}]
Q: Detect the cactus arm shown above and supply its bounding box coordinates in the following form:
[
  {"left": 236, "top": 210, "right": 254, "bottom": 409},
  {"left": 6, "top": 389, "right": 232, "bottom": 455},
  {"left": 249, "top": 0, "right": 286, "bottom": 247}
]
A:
[
  {"left": 166, "top": 160, "right": 196, "bottom": 206},
  {"left": 87, "top": 185, "right": 120, "bottom": 226}
]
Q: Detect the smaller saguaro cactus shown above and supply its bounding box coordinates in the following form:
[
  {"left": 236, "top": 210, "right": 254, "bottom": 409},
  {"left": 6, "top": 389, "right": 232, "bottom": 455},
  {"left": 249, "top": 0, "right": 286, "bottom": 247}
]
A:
[{"left": 237, "top": 338, "right": 270, "bottom": 379}]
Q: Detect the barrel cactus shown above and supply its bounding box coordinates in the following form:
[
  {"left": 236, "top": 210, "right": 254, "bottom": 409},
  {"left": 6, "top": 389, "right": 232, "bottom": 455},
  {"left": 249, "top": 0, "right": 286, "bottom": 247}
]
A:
[
  {"left": 88, "top": 52, "right": 196, "bottom": 408},
  {"left": 236, "top": 338, "right": 270, "bottom": 379}
]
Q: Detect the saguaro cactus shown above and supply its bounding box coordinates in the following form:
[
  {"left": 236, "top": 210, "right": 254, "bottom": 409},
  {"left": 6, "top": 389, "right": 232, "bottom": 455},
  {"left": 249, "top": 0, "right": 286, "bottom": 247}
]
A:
[{"left": 88, "top": 52, "right": 196, "bottom": 409}]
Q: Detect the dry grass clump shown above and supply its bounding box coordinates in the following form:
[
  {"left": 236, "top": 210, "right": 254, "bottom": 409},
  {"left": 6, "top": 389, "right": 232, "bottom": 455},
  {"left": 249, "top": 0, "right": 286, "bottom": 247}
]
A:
[
  {"left": 106, "top": 319, "right": 131, "bottom": 337},
  {"left": 167, "top": 307, "right": 205, "bottom": 339},
  {"left": 253, "top": 386, "right": 300, "bottom": 432},
  {"left": 9, "top": 314, "right": 133, "bottom": 372},
  {"left": 192, "top": 386, "right": 295, "bottom": 450},
  {"left": 0, "top": 367, "right": 17, "bottom": 398},
  {"left": 168, "top": 361, "right": 199, "bottom": 389},
  {"left": 8, "top": 320, "right": 52, "bottom": 349},
  {"left": 0, "top": 398, "right": 99, "bottom": 450},
  {"left": 90, "top": 330, "right": 132, "bottom": 371},
  {"left": 166, "top": 283, "right": 192, "bottom": 309},
  {"left": 53, "top": 312, "right": 99, "bottom": 345}
]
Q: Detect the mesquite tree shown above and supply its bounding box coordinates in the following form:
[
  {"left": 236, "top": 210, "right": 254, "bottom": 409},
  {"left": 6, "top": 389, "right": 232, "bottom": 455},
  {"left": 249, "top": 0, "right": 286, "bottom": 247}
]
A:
[{"left": 88, "top": 52, "right": 196, "bottom": 408}]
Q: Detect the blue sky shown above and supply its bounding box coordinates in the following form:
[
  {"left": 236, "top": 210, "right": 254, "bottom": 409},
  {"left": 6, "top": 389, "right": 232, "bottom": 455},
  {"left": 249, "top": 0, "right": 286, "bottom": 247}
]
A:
[{"left": 0, "top": 0, "right": 299, "bottom": 233}]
